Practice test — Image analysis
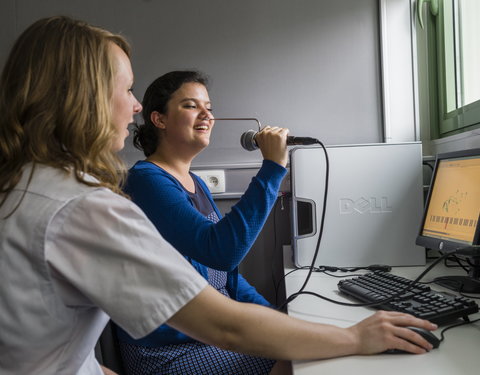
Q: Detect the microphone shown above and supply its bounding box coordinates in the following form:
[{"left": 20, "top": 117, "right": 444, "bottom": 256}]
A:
[{"left": 240, "top": 129, "right": 318, "bottom": 151}]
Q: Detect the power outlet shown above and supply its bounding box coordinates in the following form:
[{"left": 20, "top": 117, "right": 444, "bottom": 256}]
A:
[{"left": 194, "top": 170, "right": 226, "bottom": 194}]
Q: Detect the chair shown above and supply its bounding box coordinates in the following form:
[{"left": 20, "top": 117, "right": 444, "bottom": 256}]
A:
[{"left": 95, "top": 320, "right": 126, "bottom": 375}]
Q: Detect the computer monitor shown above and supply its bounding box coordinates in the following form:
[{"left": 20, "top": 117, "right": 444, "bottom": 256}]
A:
[{"left": 416, "top": 148, "right": 480, "bottom": 293}]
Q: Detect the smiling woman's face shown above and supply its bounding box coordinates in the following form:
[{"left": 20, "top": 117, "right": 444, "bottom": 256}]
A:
[{"left": 156, "top": 82, "right": 214, "bottom": 152}]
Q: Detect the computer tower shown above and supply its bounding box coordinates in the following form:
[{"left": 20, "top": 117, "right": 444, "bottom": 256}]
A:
[{"left": 290, "top": 142, "right": 425, "bottom": 268}]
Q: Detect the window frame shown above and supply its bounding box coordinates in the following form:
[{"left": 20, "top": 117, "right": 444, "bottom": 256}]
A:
[{"left": 433, "top": 0, "right": 480, "bottom": 137}]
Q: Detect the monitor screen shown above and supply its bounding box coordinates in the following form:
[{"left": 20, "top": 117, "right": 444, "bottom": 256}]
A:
[
  {"left": 420, "top": 152, "right": 480, "bottom": 247},
  {"left": 416, "top": 148, "right": 480, "bottom": 293}
]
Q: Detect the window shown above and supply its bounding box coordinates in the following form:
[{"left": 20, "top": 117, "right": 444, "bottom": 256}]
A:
[{"left": 424, "top": 0, "right": 480, "bottom": 138}]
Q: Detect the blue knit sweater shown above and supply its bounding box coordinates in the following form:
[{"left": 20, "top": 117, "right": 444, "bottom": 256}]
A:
[{"left": 116, "top": 159, "right": 287, "bottom": 347}]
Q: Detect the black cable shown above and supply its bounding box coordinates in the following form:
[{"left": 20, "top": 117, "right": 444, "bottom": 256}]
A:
[
  {"left": 276, "top": 265, "right": 388, "bottom": 305},
  {"left": 280, "top": 264, "right": 388, "bottom": 282},
  {"left": 444, "top": 254, "right": 469, "bottom": 272},
  {"left": 458, "top": 291, "right": 480, "bottom": 299},
  {"left": 435, "top": 249, "right": 480, "bottom": 298},
  {"left": 295, "top": 140, "right": 329, "bottom": 291},
  {"left": 321, "top": 271, "right": 365, "bottom": 279},
  {"left": 278, "top": 140, "right": 329, "bottom": 310},
  {"left": 281, "top": 251, "right": 451, "bottom": 309},
  {"left": 439, "top": 317, "right": 480, "bottom": 342},
  {"left": 422, "top": 160, "right": 435, "bottom": 172}
]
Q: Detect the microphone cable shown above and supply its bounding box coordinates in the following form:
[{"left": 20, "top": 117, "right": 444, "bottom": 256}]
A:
[
  {"left": 211, "top": 117, "right": 331, "bottom": 307},
  {"left": 278, "top": 138, "right": 329, "bottom": 310}
]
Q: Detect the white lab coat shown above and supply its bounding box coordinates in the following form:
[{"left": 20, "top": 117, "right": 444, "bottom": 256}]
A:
[{"left": 0, "top": 164, "right": 207, "bottom": 375}]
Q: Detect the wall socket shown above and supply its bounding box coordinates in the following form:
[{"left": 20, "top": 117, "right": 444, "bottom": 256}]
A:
[{"left": 194, "top": 170, "right": 226, "bottom": 193}]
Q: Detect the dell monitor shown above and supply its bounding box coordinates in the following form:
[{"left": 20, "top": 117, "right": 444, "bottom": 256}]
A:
[{"left": 416, "top": 148, "right": 480, "bottom": 293}]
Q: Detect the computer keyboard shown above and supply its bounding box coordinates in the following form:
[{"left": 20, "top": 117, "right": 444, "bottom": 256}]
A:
[{"left": 337, "top": 271, "right": 479, "bottom": 325}]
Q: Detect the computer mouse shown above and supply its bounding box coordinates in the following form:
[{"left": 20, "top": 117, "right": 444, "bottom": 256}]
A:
[{"left": 382, "top": 326, "right": 440, "bottom": 354}]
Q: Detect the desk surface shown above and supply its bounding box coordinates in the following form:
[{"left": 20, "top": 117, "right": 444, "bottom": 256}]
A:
[{"left": 283, "top": 248, "right": 480, "bottom": 375}]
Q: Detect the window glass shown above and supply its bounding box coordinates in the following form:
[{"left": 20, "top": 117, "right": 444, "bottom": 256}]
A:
[
  {"left": 437, "top": 0, "right": 480, "bottom": 135},
  {"left": 459, "top": 0, "right": 480, "bottom": 107}
]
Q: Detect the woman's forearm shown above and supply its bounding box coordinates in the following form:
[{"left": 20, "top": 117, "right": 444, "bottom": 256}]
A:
[{"left": 166, "top": 286, "right": 437, "bottom": 360}]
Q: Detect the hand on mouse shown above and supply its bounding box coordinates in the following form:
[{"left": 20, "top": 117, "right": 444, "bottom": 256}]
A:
[{"left": 347, "top": 310, "right": 438, "bottom": 355}]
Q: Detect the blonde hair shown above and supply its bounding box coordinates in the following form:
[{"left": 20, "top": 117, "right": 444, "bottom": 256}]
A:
[{"left": 0, "top": 16, "right": 131, "bottom": 205}]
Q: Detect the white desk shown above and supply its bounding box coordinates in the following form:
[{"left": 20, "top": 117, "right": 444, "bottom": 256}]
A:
[{"left": 283, "top": 248, "right": 480, "bottom": 375}]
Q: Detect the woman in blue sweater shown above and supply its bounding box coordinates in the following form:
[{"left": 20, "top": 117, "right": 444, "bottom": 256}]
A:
[{"left": 117, "top": 71, "right": 290, "bottom": 374}]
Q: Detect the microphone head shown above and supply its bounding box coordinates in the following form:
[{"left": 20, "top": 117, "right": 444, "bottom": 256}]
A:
[{"left": 240, "top": 129, "right": 258, "bottom": 151}]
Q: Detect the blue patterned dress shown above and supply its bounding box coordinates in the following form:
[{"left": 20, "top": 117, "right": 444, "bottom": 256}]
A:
[{"left": 118, "top": 163, "right": 284, "bottom": 374}]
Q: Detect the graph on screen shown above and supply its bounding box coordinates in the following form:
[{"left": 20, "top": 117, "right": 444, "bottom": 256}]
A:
[{"left": 422, "top": 156, "right": 480, "bottom": 244}]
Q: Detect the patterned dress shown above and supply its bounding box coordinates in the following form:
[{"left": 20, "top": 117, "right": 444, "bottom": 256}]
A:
[{"left": 119, "top": 177, "right": 275, "bottom": 375}]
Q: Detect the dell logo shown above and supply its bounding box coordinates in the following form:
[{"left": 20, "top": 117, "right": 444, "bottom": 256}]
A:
[{"left": 339, "top": 197, "right": 392, "bottom": 214}]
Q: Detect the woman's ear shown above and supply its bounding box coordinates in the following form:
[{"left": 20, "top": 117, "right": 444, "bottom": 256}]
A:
[{"left": 151, "top": 111, "right": 166, "bottom": 129}]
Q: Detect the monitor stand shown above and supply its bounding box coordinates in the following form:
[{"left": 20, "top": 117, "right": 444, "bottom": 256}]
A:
[{"left": 434, "top": 256, "right": 480, "bottom": 294}]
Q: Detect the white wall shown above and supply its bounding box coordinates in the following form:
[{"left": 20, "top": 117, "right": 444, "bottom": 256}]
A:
[
  {"left": 0, "top": 0, "right": 383, "bottom": 167},
  {"left": 1, "top": 0, "right": 418, "bottom": 302}
]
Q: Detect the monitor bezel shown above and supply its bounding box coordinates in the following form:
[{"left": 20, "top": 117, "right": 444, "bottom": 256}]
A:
[{"left": 416, "top": 148, "right": 480, "bottom": 253}]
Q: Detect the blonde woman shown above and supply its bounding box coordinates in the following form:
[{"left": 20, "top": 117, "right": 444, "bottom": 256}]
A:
[{"left": 0, "top": 16, "right": 436, "bottom": 375}]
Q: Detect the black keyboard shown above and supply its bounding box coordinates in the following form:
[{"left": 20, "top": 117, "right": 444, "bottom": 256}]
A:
[{"left": 337, "top": 271, "right": 479, "bottom": 325}]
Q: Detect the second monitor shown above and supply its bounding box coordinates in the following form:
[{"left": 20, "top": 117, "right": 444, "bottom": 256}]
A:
[{"left": 416, "top": 148, "right": 480, "bottom": 293}]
